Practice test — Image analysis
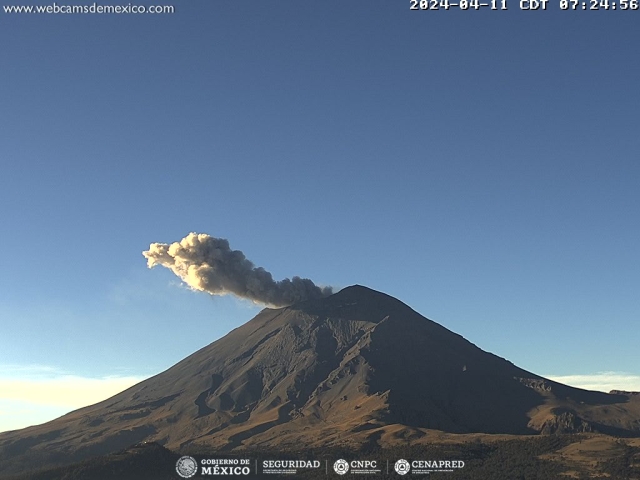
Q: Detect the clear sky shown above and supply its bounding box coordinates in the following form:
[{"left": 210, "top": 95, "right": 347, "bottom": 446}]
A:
[{"left": 1, "top": 1, "right": 639, "bottom": 433}]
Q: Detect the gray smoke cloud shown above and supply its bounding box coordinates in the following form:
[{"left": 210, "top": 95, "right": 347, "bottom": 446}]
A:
[{"left": 143, "top": 232, "right": 333, "bottom": 307}]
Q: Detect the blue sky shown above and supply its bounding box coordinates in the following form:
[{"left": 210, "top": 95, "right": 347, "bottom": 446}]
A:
[{"left": 1, "top": 1, "right": 639, "bottom": 432}]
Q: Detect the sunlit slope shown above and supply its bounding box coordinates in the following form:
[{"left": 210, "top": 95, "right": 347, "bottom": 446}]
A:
[{"left": 1, "top": 285, "right": 639, "bottom": 476}]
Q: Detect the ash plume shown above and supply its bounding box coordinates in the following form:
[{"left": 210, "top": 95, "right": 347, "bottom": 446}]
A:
[{"left": 143, "top": 233, "right": 333, "bottom": 307}]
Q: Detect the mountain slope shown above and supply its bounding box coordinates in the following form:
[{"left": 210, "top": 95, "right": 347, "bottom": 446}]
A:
[{"left": 1, "top": 285, "right": 639, "bottom": 476}]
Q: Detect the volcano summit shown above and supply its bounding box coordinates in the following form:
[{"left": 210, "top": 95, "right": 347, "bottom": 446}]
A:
[{"left": 1, "top": 285, "right": 639, "bottom": 476}]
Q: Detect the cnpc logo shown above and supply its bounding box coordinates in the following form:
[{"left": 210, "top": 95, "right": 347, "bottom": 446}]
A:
[
  {"left": 333, "top": 459, "right": 349, "bottom": 475},
  {"left": 333, "top": 459, "right": 378, "bottom": 475}
]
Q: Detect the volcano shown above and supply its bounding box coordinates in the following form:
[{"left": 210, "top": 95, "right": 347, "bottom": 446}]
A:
[{"left": 1, "top": 285, "right": 639, "bottom": 475}]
